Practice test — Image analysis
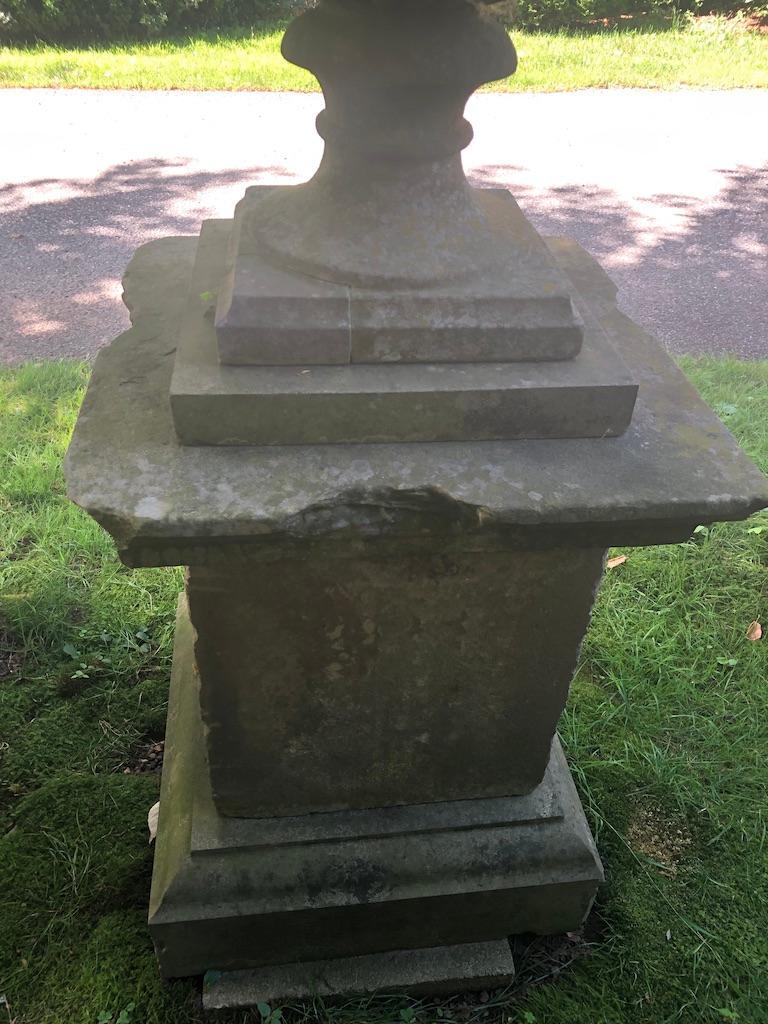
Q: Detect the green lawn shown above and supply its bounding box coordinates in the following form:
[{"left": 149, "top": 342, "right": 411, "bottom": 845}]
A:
[
  {"left": 1, "top": 18, "right": 767, "bottom": 91},
  {"left": 1, "top": 356, "right": 767, "bottom": 1024}
]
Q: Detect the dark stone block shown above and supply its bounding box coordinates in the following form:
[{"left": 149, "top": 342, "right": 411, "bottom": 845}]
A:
[
  {"left": 149, "top": 598, "right": 603, "bottom": 979},
  {"left": 186, "top": 546, "right": 604, "bottom": 818},
  {"left": 202, "top": 939, "right": 515, "bottom": 1008}
]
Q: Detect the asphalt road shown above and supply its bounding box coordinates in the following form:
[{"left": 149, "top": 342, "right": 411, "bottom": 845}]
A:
[{"left": 1, "top": 88, "right": 766, "bottom": 363}]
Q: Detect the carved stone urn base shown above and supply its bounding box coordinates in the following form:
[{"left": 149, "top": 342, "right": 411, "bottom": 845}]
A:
[
  {"left": 211, "top": 0, "right": 594, "bottom": 413},
  {"left": 173, "top": 215, "right": 637, "bottom": 446},
  {"left": 215, "top": 186, "right": 589, "bottom": 367}
]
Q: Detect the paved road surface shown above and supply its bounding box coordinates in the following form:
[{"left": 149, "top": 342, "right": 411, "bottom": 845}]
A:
[{"left": 1, "top": 88, "right": 766, "bottom": 363}]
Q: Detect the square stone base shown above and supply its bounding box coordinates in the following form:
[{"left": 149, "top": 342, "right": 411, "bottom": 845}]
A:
[
  {"left": 170, "top": 220, "right": 637, "bottom": 446},
  {"left": 149, "top": 597, "right": 603, "bottom": 985},
  {"left": 202, "top": 939, "right": 515, "bottom": 1009},
  {"left": 215, "top": 188, "right": 585, "bottom": 366}
]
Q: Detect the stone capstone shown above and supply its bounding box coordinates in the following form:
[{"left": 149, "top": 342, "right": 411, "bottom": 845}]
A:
[{"left": 64, "top": 235, "right": 768, "bottom": 568}]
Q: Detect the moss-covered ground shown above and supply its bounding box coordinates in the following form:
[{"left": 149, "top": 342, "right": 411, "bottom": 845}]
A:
[{"left": 1, "top": 357, "right": 767, "bottom": 1024}]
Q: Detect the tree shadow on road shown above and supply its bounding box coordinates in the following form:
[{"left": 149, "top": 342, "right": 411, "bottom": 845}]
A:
[
  {"left": 1, "top": 156, "right": 766, "bottom": 363},
  {"left": 470, "top": 162, "right": 768, "bottom": 359},
  {"left": 0, "top": 158, "right": 295, "bottom": 364}
]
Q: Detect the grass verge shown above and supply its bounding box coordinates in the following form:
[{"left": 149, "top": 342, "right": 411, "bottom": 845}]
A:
[
  {"left": 1, "top": 18, "right": 767, "bottom": 91},
  {"left": 1, "top": 356, "right": 767, "bottom": 1024}
]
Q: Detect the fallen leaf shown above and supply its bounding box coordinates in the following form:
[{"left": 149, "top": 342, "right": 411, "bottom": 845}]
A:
[
  {"left": 148, "top": 801, "right": 160, "bottom": 844},
  {"left": 606, "top": 555, "right": 627, "bottom": 569},
  {"left": 746, "top": 621, "right": 762, "bottom": 642}
]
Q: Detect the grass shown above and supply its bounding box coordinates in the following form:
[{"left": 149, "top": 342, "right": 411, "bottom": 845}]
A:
[
  {"left": 1, "top": 355, "right": 767, "bottom": 1024},
  {"left": 1, "top": 17, "right": 767, "bottom": 91}
]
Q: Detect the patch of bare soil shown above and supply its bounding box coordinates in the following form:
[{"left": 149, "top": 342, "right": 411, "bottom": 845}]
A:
[
  {"left": 123, "top": 740, "right": 165, "bottom": 775},
  {"left": 627, "top": 806, "right": 691, "bottom": 876},
  {"left": 695, "top": 13, "right": 768, "bottom": 33},
  {"left": 0, "top": 629, "right": 24, "bottom": 680},
  {"left": 746, "top": 14, "right": 768, "bottom": 33}
]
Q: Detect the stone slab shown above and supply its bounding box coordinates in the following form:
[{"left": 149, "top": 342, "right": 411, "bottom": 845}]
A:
[
  {"left": 65, "top": 235, "right": 768, "bottom": 567},
  {"left": 202, "top": 939, "right": 515, "bottom": 1009},
  {"left": 216, "top": 187, "right": 584, "bottom": 365},
  {"left": 172, "top": 222, "right": 637, "bottom": 445},
  {"left": 192, "top": 766, "right": 561, "bottom": 852},
  {"left": 214, "top": 252, "right": 351, "bottom": 366},
  {"left": 187, "top": 546, "right": 604, "bottom": 817},
  {"left": 149, "top": 596, "right": 603, "bottom": 978}
]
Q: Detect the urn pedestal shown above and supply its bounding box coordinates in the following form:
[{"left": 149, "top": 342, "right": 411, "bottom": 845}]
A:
[{"left": 64, "top": 0, "right": 768, "bottom": 1008}]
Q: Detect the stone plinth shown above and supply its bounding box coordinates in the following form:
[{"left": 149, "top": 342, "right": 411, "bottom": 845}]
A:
[
  {"left": 149, "top": 596, "right": 602, "bottom": 980},
  {"left": 65, "top": 231, "right": 768, "bottom": 994},
  {"left": 63, "top": 0, "right": 768, "bottom": 1003},
  {"left": 189, "top": 546, "right": 603, "bottom": 818}
]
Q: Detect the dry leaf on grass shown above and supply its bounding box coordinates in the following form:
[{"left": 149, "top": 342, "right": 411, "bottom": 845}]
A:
[
  {"left": 606, "top": 555, "right": 628, "bottom": 569},
  {"left": 746, "top": 621, "right": 762, "bottom": 641},
  {"left": 148, "top": 801, "right": 160, "bottom": 844}
]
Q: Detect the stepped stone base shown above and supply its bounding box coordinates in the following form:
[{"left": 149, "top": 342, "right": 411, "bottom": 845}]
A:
[
  {"left": 148, "top": 597, "right": 603, "bottom": 983},
  {"left": 169, "top": 212, "right": 638, "bottom": 446},
  {"left": 215, "top": 188, "right": 585, "bottom": 366}
]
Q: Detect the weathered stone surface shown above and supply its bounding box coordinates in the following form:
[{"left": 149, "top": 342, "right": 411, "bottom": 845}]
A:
[
  {"left": 193, "top": 764, "right": 562, "bottom": 852},
  {"left": 202, "top": 940, "right": 515, "bottom": 1008},
  {"left": 149, "top": 597, "right": 603, "bottom": 978},
  {"left": 217, "top": 190, "right": 585, "bottom": 365},
  {"left": 64, "top": 1, "right": 768, "bottom": 1003},
  {"left": 188, "top": 546, "right": 604, "bottom": 817},
  {"left": 177, "top": 220, "right": 635, "bottom": 445},
  {"left": 64, "top": 235, "right": 768, "bottom": 567},
  {"left": 243, "top": 0, "right": 518, "bottom": 290},
  {"left": 214, "top": 246, "right": 351, "bottom": 366}
]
